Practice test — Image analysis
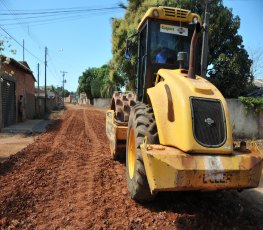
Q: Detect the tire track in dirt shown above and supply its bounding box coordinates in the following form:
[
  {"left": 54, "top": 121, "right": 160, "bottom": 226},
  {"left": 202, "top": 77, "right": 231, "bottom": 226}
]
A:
[
  {"left": 0, "top": 106, "right": 101, "bottom": 229},
  {"left": 34, "top": 107, "right": 97, "bottom": 229},
  {"left": 81, "top": 108, "right": 137, "bottom": 228},
  {"left": 84, "top": 108, "right": 128, "bottom": 227},
  {"left": 51, "top": 108, "right": 77, "bottom": 149},
  {"left": 82, "top": 109, "right": 102, "bottom": 201}
]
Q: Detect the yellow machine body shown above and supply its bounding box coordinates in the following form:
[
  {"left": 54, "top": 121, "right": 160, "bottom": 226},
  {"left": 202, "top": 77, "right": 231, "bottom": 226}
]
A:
[
  {"left": 144, "top": 68, "right": 263, "bottom": 192},
  {"left": 138, "top": 6, "right": 202, "bottom": 30},
  {"left": 148, "top": 69, "right": 233, "bottom": 154},
  {"left": 141, "top": 142, "right": 263, "bottom": 193},
  {"left": 106, "top": 6, "right": 262, "bottom": 198},
  {"left": 106, "top": 110, "right": 127, "bottom": 155}
]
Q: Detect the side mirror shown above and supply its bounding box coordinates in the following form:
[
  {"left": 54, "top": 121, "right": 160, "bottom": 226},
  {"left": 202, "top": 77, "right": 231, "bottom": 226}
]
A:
[
  {"left": 125, "top": 40, "right": 132, "bottom": 60},
  {"left": 125, "top": 32, "right": 138, "bottom": 60}
]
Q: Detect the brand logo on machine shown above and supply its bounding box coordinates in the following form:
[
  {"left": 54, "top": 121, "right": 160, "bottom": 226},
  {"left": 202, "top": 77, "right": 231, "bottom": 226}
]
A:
[
  {"left": 107, "top": 112, "right": 112, "bottom": 118},
  {"left": 160, "top": 24, "right": 188, "bottom": 36},
  {"left": 177, "top": 27, "right": 185, "bottom": 34},
  {"left": 204, "top": 117, "right": 215, "bottom": 126}
]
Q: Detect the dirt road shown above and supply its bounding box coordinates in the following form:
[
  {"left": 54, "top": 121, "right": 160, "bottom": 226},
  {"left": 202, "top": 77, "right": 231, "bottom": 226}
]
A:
[{"left": 0, "top": 105, "right": 263, "bottom": 229}]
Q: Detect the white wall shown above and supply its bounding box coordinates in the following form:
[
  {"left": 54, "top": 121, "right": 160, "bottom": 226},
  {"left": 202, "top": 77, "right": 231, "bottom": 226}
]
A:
[
  {"left": 226, "top": 99, "right": 261, "bottom": 139},
  {"left": 93, "top": 98, "right": 111, "bottom": 108}
]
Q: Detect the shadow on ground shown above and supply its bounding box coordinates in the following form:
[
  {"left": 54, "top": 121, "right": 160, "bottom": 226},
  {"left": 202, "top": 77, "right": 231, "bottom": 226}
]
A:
[{"left": 142, "top": 188, "right": 263, "bottom": 229}]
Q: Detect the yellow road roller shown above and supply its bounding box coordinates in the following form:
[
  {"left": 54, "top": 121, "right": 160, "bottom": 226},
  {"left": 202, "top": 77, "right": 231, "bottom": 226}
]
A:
[{"left": 106, "top": 6, "right": 262, "bottom": 202}]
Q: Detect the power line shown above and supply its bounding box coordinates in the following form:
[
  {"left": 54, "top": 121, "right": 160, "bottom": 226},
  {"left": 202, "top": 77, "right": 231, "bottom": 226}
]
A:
[
  {"left": 0, "top": 9, "right": 121, "bottom": 22},
  {"left": 2, "top": 10, "right": 120, "bottom": 26},
  {"left": 0, "top": 11, "right": 97, "bottom": 22},
  {"left": 0, "top": 3, "right": 126, "bottom": 91},
  {"left": 47, "top": 52, "right": 62, "bottom": 84},
  {"left": 0, "top": 9, "right": 122, "bottom": 28},
  {"left": 0, "top": 6, "right": 122, "bottom": 16},
  {"left": 0, "top": 0, "right": 45, "bottom": 51},
  {"left": 0, "top": 4, "right": 126, "bottom": 32},
  {"left": 0, "top": 26, "right": 43, "bottom": 63},
  {"left": 0, "top": 5, "right": 121, "bottom": 12},
  {"left": 0, "top": 5, "right": 123, "bottom": 27}
]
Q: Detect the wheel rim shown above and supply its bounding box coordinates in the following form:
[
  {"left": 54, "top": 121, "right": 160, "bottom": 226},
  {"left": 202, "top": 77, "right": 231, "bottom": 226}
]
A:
[{"left": 128, "top": 127, "right": 135, "bottom": 179}]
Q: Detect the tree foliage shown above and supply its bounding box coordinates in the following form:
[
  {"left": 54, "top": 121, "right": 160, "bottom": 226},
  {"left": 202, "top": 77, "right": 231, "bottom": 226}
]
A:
[
  {"left": 239, "top": 96, "right": 263, "bottom": 114},
  {"left": 77, "top": 64, "right": 123, "bottom": 99},
  {"left": 77, "top": 67, "right": 96, "bottom": 99},
  {"left": 0, "top": 36, "right": 17, "bottom": 74},
  {"left": 111, "top": 0, "right": 253, "bottom": 98},
  {"left": 0, "top": 36, "right": 16, "bottom": 55},
  {"left": 206, "top": 2, "right": 253, "bottom": 97},
  {"left": 111, "top": 0, "right": 150, "bottom": 90},
  {"left": 43, "top": 85, "right": 70, "bottom": 97}
]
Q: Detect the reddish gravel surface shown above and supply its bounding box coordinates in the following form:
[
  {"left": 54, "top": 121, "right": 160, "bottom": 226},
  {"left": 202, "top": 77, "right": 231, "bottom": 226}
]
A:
[{"left": 0, "top": 104, "right": 263, "bottom": 229}]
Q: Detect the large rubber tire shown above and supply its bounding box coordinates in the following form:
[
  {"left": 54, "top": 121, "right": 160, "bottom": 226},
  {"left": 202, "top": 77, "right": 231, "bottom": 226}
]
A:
[
  {"left": 126, "top": 102, "right": 159, "bottom": 203},
  {"left": 108, "top": 92, "right": 136, "bottom": 161},
  {"left": 111, "top": 92, "right": 136, "bottom": 123}
]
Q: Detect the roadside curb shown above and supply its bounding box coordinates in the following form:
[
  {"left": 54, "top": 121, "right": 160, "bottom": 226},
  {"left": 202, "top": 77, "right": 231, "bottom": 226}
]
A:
[{"left": 1, "top": 120, "right": 55, "bottom": 134}]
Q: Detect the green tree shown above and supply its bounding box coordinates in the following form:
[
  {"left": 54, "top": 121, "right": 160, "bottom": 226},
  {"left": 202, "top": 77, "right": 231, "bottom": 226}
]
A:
[
  {"left": 0, "top": 37, "right": 17, "bottom": 75},
  {"left": 206, "top": 2, "right": 253, "bottom": 97},
  {"left": 77, "top": 67, "right": 97, "bottom": 99},
  {"left": 46, "top": 85, "right": 56, "bottom": 93},
  {"left": 44, "top": 85, "right": 70, "bottom": 98},
  {"left": 78, "top": 64, "right": 123, "bottom": 99},
  {"left": 111, "top": 0, "right": 253, "bottom": 98},
  {"left": 111, "top": 1, "right": 148, "bottom": 90},
  {"left": 101, "top": 66, "right": 124, "bottom": 97},
  {"left": 0, "top": 36, "right": 16, "bottom": 56}
]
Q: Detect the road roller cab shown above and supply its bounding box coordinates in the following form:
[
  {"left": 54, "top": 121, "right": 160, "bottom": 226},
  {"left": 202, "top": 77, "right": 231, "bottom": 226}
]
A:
[{"left": 106, "top": 6, "right": 263, "bottom": 203}]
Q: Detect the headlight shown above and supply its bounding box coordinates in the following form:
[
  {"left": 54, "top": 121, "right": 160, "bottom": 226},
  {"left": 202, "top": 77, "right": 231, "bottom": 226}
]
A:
[
  {"left": 152, "top": 10, "right": 159, "bottom": 18},
  {"left": 193, "top": 16, "right": 198, "bottom": 24}
]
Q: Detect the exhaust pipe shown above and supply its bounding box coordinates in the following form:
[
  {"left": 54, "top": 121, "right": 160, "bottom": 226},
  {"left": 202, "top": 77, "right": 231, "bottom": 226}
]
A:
[{"left": 187, "top": 23, "right": 202, "bottom": 79}]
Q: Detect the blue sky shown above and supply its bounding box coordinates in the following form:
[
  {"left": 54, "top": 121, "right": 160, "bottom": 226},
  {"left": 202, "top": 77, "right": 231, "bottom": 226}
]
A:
[
  {"left": 0, "top": 0, "right": 126, "bottom": 92},
  {"left": 0, "top": 0, "right": 262, "bottom": 92},
  {"left": 224, "top": 0, "right": 263, "bottom": 49}
]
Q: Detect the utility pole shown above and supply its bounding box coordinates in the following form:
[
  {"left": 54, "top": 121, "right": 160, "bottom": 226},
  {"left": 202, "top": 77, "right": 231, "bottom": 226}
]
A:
[
  {"left": 37, "top": 63, "right": 40, "bottom": 97},
  {"left": 61, "top": 71, "right": 67, "bottom": 107},
  {"left": 23, "top": 39, "right": 25, "bottom": 61},
  {"left": 44, "top": 47, "right": 47, "bottom": 113},
  {"left": 0, "top": 58, "right": 2, "bottom": 130},
  {"left": 201, "top": 0, "right": 210, "bottom": 77},
  {"left": 37, "top": 63, "right": 40, "bottom": 117}
]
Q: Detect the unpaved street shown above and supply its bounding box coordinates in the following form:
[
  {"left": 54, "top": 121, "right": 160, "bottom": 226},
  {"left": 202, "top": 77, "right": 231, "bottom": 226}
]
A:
[{"left": 0, "top": 105, "right": 263, "bottom": 229}]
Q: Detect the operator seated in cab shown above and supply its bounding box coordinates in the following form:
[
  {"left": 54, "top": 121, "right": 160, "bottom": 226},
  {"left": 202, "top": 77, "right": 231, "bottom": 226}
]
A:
[{"left": 154, "top": 40, "right": 177, "bottom": 64}]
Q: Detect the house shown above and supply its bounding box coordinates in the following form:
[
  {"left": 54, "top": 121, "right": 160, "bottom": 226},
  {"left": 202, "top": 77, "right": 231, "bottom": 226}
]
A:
[
  {"left": 79, "top": 92, "right": 89, "bottom": 105},
  {"left": 64, "top": 93, "right": 78, "bottom": 104},
  {"left": 254, "top": 79, "right": 263, "bottom": 89},
  {"left": 247, "top": 79, "right": 263, "bottom": 97},
  {"left": 35, "top": 88, "right": 56, "bottom": 99},
  {"left": 0, "top": 56, "right": 36, "bottom": 130},
  {"left": 35, "top": 88, "right": 62, "bottom": 116}
]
